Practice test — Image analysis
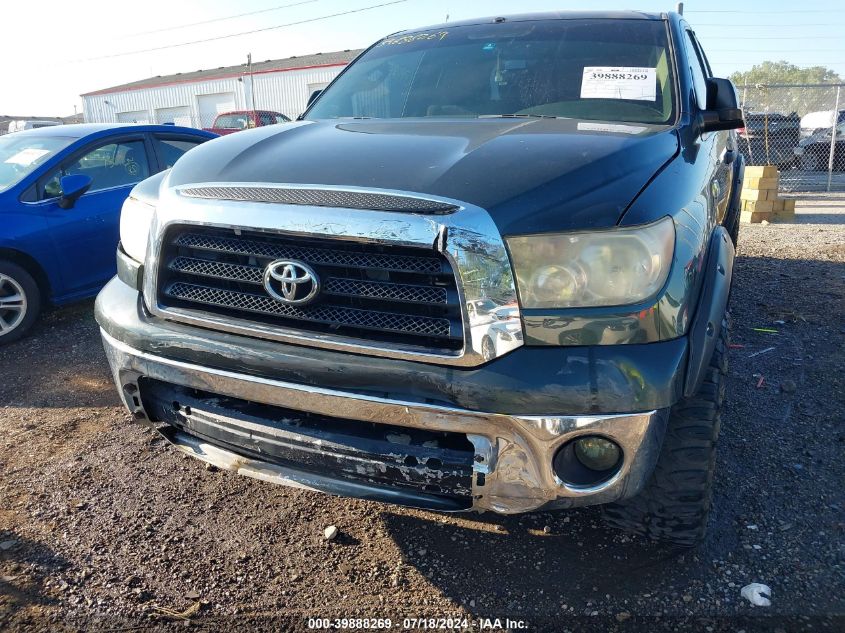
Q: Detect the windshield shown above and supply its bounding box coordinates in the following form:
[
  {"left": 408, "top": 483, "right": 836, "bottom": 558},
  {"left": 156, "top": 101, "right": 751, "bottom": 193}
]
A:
[
  {"left": 0, "top": 135, "right": 75, "bottom": 193},
  {"left": 214, "top": 114, "right": 252, "bottom": 129},
  {"left": 307, "top": 19, "right": 675, "bottom": 124}
]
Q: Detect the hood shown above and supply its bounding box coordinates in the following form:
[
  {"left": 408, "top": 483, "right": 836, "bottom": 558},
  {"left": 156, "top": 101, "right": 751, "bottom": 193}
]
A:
[
  {"left": 799, "top": 129, "right": 835, "bottom": 146},
  {"left": 168, "top": 117, "right": 679, "bottom": 234}
]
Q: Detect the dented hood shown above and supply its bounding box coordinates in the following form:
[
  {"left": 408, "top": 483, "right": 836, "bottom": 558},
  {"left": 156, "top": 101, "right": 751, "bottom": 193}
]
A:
[{"left": 168, "top": 117, "right": 679, "bottom": 235}]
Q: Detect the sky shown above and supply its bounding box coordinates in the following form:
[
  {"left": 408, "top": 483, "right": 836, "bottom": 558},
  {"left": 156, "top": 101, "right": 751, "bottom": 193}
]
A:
[{"left": 2, "top": 0, "right": 844, "bottom": 116}]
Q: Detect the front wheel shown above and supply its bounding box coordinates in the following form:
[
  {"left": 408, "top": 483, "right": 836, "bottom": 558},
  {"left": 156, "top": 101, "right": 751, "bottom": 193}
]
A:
[
  {"left": 800, "top": 150, "right": 822, "bottom": 171},
  {"left": 481, "top": 335, "right": 496, "bottom": 362},
  {"left": 0, "top": 261, "right": 41, "bottom": 345},
  {"left": 602, "top": 316, "right": 728, "bottom": 547}
]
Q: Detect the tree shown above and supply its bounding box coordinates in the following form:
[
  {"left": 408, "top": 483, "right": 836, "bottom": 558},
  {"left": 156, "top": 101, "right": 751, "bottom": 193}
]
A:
[
  {"left": 730, "top": 61, "right": 841, "bottom": 87},
  {"left": 730, "top": 62, "right": 842, "bottom": 117}
]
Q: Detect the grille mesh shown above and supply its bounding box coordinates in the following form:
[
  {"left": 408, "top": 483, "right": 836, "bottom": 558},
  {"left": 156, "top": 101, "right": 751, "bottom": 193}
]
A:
[
  {"left": 176, "top": 233, "right": 442, "bottom": 274},
  {"left": 157, "top": 226, "right": 463, "bottom": 351},
  {"left": 170, "top": 257, "right": 263, "bottom": 284},
  {"left": 180, "top": 186, "right": 458, "bottom": 214},
  {"left": 168, "top": 256, "right": 448, "bottom": 304},
  {"left": 323, "top": 278, "right": 447, "bottom": 304},
  {"left": 166, "top": 282, "right": 452, "bottom": 337}
]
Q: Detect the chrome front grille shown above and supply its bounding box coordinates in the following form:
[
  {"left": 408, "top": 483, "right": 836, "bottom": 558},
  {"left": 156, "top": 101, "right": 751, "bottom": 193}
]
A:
[{"left": 157, "top": 226, "right": 463, "bottom": 351}]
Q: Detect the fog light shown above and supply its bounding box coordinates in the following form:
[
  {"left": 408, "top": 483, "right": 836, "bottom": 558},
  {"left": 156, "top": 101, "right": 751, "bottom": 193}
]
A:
[{"left": 573, "top": 436, "right": 621, "bottom": 472}]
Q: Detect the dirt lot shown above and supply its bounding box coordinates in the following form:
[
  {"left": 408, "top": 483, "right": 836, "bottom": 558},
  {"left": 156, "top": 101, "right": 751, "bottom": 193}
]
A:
[{"left": 1, "top": 219, "right": 843, "bottom": 632}]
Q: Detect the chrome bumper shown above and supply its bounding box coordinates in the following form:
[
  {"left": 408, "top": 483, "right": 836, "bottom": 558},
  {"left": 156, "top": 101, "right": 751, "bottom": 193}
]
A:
[{"left": 101, "top": 329, "right": 665, "bottom": 514}]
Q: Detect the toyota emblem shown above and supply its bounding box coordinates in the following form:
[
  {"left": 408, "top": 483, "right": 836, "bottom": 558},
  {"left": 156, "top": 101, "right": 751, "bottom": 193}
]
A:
[{"left": 263, "top": 260, "right": 320, "bottom": 305}]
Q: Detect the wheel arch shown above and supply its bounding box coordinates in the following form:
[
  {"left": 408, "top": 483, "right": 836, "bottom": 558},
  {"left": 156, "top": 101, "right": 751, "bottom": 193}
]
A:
[
  {"left": 724, "top": 153, "right": 745, "bottom": 246},
  {"left": 683, "top": 226, "right": 734, "bottom": 397},
  {"left": 0, "top": 248, "right": 52, "bottom": 303}
]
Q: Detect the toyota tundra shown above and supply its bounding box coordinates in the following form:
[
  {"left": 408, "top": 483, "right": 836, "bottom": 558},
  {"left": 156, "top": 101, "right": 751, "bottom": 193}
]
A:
[{"left": 96, "top": 11, "right": 744, "bottom": 545}]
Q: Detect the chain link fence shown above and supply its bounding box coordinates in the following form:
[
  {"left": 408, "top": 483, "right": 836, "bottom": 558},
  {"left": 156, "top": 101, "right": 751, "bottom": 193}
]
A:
[
  {"left": 68, "top": 105, "right": 294, "bottom": 132},
  {"left": 5, "top": 83, "right": 844, "bottom": 192},
  {"left": 738, "top": 83, "right": 844, "bottom": 193},
  {"left": 101, "top": 110, "right": 293, "bottom": 132},
  {"left": 76, "top": 82, "right": 845, "bottom": 194},
  {"left": 117, "top": 82, "right": 845, "bottom": 194},
  {"left": 0, "top": 110, "right": 295, "bottom": 137}
]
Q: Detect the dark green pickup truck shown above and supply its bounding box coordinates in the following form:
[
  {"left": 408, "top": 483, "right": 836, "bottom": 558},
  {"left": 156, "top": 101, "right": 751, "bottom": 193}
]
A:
[{"left": 96, "top": 10, "right": 744, "bottom": 546}]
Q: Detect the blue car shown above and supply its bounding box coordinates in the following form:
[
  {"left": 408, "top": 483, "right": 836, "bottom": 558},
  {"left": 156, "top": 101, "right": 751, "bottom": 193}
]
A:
[{"left": 0, "top": 124, "right": 216, "bottom": 343}]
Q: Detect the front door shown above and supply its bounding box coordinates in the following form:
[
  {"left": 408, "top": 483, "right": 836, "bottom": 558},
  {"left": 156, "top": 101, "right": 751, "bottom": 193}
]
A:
[
  {"left": 685, "top": 29, "right": 734, "bottom": 226},
  {"left": 37, "top": 136, "right": 152, "bottom": 297}
]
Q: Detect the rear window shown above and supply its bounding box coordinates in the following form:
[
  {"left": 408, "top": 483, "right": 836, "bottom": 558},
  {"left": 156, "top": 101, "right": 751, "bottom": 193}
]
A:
[
  {"left": 155, "top": 137, "right": 203, "bottom": 169},
  {"left": 307, "top": 19, "right": 675, "bottom": 124}
]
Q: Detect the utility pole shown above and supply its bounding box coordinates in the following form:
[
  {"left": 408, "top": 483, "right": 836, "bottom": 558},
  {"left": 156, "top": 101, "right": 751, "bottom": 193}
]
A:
[{"left": 247, "top": 53, "right": 257, "bottom": 115}]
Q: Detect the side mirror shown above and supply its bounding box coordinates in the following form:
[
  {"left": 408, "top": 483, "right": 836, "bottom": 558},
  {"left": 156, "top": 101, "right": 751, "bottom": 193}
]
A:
[
  {"left": 698, "top": 77, "right": 744, "bottom": 133},
  {"left": 307, "top": 89, "right": 323, "bottom": 107},
  {"left": 58, "top": 174, "right": 92, "bottom": 209}
]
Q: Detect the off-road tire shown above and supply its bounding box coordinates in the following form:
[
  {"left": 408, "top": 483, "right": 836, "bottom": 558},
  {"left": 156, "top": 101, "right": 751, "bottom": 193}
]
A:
[
  {"left": 602, "top": 316, "right": 729, "bottom": 547},
  {"left": 0, "top": 261, "right": 41, "bottom": 345}
]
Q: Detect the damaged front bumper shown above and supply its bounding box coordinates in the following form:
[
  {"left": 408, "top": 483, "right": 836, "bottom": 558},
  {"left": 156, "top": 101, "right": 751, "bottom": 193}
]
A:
[{"left": 99, "top": 327, "right": 668, "bottom": 514}]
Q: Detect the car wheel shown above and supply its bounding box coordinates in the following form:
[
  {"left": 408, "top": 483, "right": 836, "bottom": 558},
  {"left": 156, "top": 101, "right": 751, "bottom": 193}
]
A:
[
  {"left": 481, "top": 336, "right": 496, "bottom": 361},
  {"left": 0, "top": 261, "right": 42, "bottom": 345},
  {"left": 601, "top": 314, "right": 729, "bottom": 547},
  {"left": 800, "top": 151, "right": 822, "bottom": 171}
]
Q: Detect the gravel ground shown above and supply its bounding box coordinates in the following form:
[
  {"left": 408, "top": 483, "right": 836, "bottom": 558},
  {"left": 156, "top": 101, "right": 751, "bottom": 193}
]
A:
[{"left": 1, "top": 220, "right": 843, "bottom": 632}]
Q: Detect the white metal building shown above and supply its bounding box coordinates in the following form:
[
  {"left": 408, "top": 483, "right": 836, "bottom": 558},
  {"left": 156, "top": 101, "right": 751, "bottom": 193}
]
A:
[{"left": 81, "top": 49, "right": 362, "bottom": 128}]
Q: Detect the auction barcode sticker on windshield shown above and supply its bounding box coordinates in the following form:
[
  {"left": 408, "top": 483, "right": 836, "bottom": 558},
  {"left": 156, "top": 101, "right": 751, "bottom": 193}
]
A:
[{"left": 581, "top": 67, "right": 657, "bottom": 101}]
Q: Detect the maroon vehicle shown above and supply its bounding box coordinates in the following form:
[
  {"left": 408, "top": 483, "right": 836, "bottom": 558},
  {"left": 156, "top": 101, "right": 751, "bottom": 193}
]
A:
[{"left": 203, "top": 110, "right": 291, "bottom": 135}]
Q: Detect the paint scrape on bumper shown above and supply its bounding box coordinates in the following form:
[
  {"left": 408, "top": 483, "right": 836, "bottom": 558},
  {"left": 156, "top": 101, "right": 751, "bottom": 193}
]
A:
[{"left": 101, "top": 328, "right": 666, "bottom": 514}]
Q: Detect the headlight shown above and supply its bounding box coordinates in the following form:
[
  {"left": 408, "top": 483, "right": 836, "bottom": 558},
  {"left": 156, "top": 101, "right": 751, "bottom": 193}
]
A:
[
  {"left": 120, "top": 196, "right": 156, "bottom": 262},
  {"left": 506, "top": 217, "right": 675, "bottom": 309}
]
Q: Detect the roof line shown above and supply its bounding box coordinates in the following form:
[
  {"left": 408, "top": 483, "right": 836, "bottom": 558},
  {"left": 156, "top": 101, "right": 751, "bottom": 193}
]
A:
[{"left": 81, "top": 61, "right": 348, "bottom": 97}]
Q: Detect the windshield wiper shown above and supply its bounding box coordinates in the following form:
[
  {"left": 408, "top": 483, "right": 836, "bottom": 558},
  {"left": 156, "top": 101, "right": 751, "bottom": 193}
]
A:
[{"left": 478, "top": 114, "right": 565, "bottom": 120}]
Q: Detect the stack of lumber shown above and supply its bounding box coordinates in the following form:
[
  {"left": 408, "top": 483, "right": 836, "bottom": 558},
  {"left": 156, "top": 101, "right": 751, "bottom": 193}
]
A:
[{"left": 740, "top": 166, "right": 796, "bottom": 223}]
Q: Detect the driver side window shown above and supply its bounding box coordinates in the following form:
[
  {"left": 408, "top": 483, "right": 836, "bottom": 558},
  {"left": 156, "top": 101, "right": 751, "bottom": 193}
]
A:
[
  {"left": 42, "top": 140, "right": 150, "bottom": 199},
  {"left": 684, "top": 30, "right": 709, "bottom": 111}
]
